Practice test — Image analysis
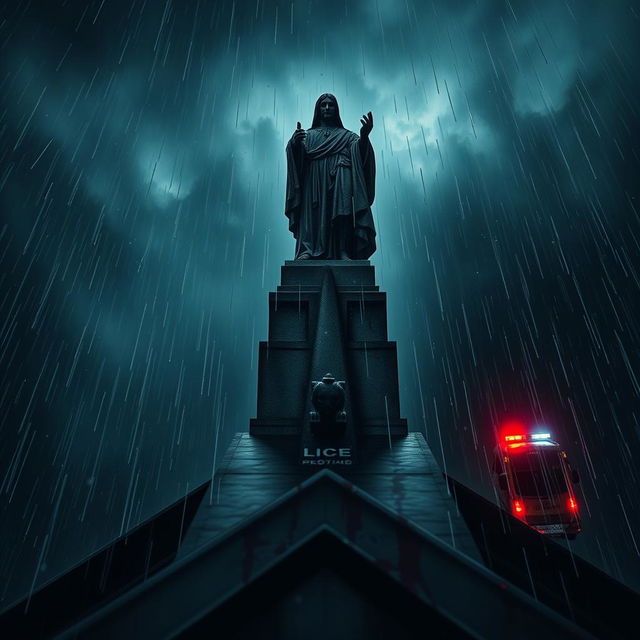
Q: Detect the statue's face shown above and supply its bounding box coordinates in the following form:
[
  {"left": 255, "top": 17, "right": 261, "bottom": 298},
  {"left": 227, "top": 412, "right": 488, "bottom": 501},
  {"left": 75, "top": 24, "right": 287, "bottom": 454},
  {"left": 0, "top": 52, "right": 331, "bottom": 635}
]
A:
[{"left": 319, "top": 96, "right": 337, "bottom": 124}]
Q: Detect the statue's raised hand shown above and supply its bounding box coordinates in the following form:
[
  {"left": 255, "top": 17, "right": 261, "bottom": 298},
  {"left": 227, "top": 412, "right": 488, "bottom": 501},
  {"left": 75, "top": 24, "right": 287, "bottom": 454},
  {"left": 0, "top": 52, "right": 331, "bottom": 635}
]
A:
[
  {"left": 360, "top": 111, "right": 373, "bottom": 139},
  {"left": 292, "top": 121, "right": 306, "bottom": 147}
]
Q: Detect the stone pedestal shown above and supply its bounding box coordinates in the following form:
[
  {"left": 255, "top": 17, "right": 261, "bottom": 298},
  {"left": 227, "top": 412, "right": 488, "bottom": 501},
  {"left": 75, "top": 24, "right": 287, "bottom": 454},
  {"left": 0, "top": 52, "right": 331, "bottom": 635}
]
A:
[{"left": 250, "top": 261, "right": 407, "bottom": 443}]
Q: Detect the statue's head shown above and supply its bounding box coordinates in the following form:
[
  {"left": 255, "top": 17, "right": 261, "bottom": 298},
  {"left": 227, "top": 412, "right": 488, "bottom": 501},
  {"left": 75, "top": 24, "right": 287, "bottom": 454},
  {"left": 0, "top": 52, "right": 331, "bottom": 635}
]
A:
[{"left": 311, "top": 93, "right": 344, "bottom": 128}]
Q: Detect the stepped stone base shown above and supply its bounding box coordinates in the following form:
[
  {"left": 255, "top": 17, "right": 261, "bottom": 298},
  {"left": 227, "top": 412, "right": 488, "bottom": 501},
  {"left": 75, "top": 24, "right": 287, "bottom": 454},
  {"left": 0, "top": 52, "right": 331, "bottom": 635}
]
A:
[{"left": 251, "top": 260, "right": 407, "bottom": 439}]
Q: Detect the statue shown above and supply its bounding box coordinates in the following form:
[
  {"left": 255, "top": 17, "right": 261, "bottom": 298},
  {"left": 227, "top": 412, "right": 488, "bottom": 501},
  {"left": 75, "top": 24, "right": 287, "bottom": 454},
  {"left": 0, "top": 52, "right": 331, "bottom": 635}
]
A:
[{"left": 285, "top": 94, "right": 376, "bottom": 260}]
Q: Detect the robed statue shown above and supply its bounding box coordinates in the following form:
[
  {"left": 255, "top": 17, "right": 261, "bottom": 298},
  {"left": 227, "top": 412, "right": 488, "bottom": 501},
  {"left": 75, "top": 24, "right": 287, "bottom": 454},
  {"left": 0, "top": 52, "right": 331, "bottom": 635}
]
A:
[{"left": 285, "top": 94, "right": 376, "bottom": 260}]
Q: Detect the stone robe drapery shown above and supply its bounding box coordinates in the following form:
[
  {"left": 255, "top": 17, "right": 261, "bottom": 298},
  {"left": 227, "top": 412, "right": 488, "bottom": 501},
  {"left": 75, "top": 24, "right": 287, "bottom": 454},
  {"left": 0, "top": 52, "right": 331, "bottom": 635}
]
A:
[{"left": 285, "top": 127, "right": 376, "bottom": 260}]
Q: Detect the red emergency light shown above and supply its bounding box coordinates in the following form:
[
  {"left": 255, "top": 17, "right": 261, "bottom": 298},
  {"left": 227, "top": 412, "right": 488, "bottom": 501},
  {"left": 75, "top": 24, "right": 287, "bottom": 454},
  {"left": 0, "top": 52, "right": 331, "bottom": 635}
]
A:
[{"left": 503, "top": 431, "right": 552, "bottom": 444}]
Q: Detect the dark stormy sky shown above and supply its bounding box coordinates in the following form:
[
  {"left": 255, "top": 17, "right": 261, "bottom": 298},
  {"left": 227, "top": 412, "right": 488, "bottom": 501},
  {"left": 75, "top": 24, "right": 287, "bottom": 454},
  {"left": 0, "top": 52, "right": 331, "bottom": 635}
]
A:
[{"left": 2, "top": 0, "right": 640, "bottom": 603}]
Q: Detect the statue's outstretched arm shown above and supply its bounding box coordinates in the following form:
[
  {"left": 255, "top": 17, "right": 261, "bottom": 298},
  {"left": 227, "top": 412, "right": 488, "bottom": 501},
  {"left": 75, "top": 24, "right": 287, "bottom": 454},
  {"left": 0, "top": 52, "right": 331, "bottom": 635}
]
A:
[{"left": 359, "top": 112, "right": 373, "bottom": 160}]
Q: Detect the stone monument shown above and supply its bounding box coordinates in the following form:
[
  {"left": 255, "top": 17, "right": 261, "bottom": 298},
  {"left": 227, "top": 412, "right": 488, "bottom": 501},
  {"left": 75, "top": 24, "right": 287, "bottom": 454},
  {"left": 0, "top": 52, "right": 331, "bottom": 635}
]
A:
[{"left": 285, "top": 93, "right": 376, "bottom": 260}]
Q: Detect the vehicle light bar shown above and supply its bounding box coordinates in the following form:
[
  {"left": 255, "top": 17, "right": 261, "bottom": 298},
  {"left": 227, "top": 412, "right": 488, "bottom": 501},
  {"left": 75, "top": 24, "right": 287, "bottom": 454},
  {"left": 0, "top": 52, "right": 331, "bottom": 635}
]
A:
[{"left": 504, "top": 432, "right": 552, "bottom": 443}]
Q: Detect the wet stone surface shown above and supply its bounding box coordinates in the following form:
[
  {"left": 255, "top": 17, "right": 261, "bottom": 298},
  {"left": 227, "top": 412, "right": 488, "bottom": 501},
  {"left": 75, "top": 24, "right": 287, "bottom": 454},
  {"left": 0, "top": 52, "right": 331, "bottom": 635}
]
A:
[{"left": 178, "top": 432, "right": 481, "bottom": 562}]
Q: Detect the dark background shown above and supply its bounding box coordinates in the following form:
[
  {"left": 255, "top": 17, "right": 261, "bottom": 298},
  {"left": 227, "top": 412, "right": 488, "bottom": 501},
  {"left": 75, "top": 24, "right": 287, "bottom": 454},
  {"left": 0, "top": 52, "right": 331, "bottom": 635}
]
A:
[{"left": 1, "top": 0, "right": 640, "bottom": 605}]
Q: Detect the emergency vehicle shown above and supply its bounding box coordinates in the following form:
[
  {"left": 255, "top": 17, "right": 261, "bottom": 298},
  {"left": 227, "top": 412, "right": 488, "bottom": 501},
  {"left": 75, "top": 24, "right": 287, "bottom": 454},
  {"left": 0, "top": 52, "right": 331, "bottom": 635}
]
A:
[{"left": 492, "top": 429, "right": 581, "bottom": 538}]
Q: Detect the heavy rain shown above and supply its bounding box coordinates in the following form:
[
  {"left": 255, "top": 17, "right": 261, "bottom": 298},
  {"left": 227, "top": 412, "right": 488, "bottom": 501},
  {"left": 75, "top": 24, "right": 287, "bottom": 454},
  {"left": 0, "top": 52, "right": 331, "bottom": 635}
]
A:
[{"left": 1, "top": 0, "right": 640, "bottom": 606}]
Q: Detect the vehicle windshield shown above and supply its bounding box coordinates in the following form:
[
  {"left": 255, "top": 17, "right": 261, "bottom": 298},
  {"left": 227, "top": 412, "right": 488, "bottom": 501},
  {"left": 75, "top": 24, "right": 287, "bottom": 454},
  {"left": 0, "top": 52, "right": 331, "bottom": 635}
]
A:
[{"left": 509, "top": 449, "right": 568, "bottom": 498}]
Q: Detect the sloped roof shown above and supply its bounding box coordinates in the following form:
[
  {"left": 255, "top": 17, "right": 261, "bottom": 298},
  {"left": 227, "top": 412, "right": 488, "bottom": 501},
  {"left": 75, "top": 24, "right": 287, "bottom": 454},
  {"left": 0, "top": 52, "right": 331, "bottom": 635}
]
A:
[
  {"left": 57, "top": 469, "right": 591, "bottom": 639},
  {"left": 0, "top": 482, "right": 208, "bottom": 639}
]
